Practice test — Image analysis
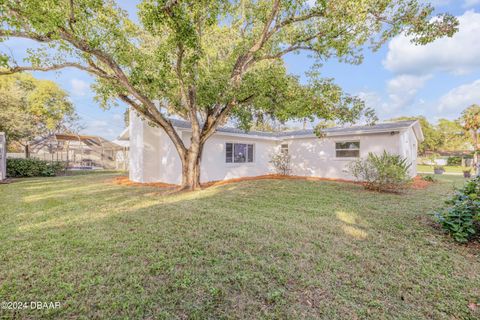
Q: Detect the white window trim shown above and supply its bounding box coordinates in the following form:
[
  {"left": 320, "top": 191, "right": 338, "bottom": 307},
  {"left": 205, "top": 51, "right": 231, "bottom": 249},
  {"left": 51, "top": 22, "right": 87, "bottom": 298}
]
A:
[
  {"left": 225, "top": 142, "right": 255, "bottom": 164},
  {"left": 334, "top": 140, "right": 360, "bottom": 159}
]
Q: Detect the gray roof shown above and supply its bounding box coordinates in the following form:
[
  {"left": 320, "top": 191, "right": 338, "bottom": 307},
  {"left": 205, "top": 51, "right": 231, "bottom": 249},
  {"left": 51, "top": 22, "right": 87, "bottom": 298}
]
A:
[{"left": 169, "top": 118, "right": 418, "bottom": 138}]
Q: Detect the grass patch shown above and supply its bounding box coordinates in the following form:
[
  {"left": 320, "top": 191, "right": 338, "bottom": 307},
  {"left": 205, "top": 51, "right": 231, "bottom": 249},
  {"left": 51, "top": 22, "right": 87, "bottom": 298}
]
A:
[
  {"left": 0, "top": 173, "right": 478, "bottom": 319},
  {"left": 417, "top": 164, "right": 464, "bottom": 173}
]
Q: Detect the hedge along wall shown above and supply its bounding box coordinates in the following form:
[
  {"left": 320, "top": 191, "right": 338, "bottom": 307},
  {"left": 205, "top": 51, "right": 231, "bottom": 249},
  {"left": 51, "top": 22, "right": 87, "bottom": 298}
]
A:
[{"left": 6, "top": 158, "right": 66, "bottom": 178}]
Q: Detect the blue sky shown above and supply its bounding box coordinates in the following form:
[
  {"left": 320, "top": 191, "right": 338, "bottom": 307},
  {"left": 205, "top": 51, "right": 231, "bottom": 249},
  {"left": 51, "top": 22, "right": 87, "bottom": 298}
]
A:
[{"left": 3, "top": 0, "right": 480, "bottom": 139}]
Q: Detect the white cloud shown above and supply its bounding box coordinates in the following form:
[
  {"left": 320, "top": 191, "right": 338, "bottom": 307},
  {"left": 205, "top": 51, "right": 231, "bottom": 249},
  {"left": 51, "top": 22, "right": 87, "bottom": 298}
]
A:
[
  {"left": 113, "top": 113, "right": 123, "bottom": 121},
  {"left": 383, "top": 10, "right": 480, "bottom": 75},
  {"left": 386, "top": 74, "right": 432, "bottom": 111},
  {"left": 438, "top": 79, "right": 480, "bottom": 112},
  {"left": 357, "top": 74, "right": 432, "bottom": 119},
  {"left": 70, "top": 79, "right": 90, "bottom": 96},
  {"left": 463, "top": 0, "right": 480, "bottom": 8}
]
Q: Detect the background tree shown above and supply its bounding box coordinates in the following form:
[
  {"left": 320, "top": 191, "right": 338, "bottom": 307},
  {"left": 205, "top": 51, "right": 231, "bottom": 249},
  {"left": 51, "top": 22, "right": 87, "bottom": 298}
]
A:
[
  {"left": 389, "top": 116, "right": 443, "bottom": 155},
  {"left": 0, "top": 0, "right": 458, "bottom": 189},
  {"left": 437, "top": 118, "right": 468, "bottom": 152},
  {"left": 460, "top": 104, "right": 480, "bottom": 167},
  {"left": 0, "top": 74, "right": 77, "bottom": 157}
]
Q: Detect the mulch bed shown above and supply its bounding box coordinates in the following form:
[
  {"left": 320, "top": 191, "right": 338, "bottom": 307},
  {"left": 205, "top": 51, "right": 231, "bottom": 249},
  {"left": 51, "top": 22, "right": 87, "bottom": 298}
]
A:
[
  {"left": 411, "top": 176, "right": 433, "bottom": 190},
  {"left": 112, "top": 176, "right": 177, "bottom": 189},
  {"left": 111, "top": 174, "right": 432, "bottom": 191}
]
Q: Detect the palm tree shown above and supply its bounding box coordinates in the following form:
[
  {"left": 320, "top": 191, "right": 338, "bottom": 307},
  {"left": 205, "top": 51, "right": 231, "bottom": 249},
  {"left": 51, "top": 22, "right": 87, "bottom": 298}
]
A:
[{"left": 460, "top": 104, "right": 480, "bottom": 172}]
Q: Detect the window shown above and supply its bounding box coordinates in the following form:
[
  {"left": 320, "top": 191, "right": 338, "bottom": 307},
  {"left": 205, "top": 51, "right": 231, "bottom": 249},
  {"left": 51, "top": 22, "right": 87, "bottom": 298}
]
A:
[
  {"left": 280, "top": 143, "right": 288, "bottom": 154},
  {"left": 226, "top": 143, "right": 254, "bottom": 163},
  {"left": 335, "top": 141, "right": 360, "bottom": 158}
]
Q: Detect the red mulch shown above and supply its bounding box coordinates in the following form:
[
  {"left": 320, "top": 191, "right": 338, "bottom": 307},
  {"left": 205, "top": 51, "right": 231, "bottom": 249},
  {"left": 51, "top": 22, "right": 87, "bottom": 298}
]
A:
[
  {"left": 411, "top": 176, "right": 433, "bottom": 190},
  {"left": 112, "top": 176, "right": 177, "bottom": 189},
  {"left": 111, "top": 174, "right": 433, "bottom": 190}
]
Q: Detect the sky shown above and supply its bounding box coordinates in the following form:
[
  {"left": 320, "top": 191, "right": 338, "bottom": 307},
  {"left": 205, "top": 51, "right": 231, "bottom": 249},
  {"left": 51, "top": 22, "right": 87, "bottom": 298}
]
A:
[{"left": 2, "top": 0, "right": 480, "bottom": 140}]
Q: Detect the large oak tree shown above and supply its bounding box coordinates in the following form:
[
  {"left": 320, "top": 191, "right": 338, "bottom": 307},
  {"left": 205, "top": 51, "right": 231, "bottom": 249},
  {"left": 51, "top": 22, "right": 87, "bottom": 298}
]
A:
[{"left": 0, "top": 0, "right": 457, "bottom": 189}]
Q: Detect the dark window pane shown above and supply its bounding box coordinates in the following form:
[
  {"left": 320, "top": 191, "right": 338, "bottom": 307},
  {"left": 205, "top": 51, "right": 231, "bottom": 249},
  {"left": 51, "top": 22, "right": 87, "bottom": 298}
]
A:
[
  {"left": 281, "top": 144, "right": 288, "bottom": 154},
  {"left": 247, "top": 144, "right": 254, "bottom": 162},
  {"left": 226, "top": 143, "right": 233, "bottom": 163},
  {"left": 336, "top": 150, "right": 359, "bottom": 158},
  {"left": 234, "top": 143, "right": 247, "bottom": 163},
  {"left": 335, "top": 141, "right": 360, "bottom": 150}
]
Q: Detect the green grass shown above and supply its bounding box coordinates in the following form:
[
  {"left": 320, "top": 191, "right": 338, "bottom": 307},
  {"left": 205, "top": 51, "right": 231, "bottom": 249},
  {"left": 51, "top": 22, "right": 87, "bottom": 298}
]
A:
[
  {"left": 417, "top": 164, "right": 464, "bottom": 173},
  {"left": 0, "top": 173, "right": 478, "bottom": 319}
]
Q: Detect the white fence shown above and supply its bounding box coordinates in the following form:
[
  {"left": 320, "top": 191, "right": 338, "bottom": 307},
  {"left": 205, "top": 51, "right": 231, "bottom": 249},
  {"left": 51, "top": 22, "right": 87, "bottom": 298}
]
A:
[{"left": 0, "top": 133, "right": 5, "bottom": 181}]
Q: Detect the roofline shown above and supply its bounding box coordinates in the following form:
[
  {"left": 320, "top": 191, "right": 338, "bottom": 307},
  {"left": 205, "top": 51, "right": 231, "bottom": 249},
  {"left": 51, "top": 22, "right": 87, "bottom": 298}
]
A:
[
  {"left": 119, "top": 119, "right": 423, "bottom": 141},
  {"left": 410, "top": 120, "right": 425, "bottom": 142},
  {"left": 176, "top": 124, "right": 416, "bottom": 141},
  {"left": 118, "top": 127, "right": 129, "bottom": 140}
]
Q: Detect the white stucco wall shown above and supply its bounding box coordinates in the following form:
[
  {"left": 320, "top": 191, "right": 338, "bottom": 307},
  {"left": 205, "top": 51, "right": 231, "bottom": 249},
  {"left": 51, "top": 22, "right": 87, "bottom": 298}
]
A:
[
  {"left": 398, "top": 128, "right": 418, "bottom": 177},
  {"left": 183, "top": 132, "right": 278, "bottom": 183},
  {"left": 129, "top": 110, "right": 183, "bottom": 184},
  {"left": 283, "top": 132, "right": 403, "bottom": 180},
  {"left": 129, "top": 113, "right": 421, "bottom": 184}
]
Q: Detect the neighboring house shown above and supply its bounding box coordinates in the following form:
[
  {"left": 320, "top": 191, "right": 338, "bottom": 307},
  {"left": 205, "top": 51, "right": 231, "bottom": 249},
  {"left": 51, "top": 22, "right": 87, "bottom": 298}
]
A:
[
  {"left": 8, "top": 133, "right": 127, "bottom": 170},
  {"left": 119, "top": 111, "right": 424, "bottom": 184}
]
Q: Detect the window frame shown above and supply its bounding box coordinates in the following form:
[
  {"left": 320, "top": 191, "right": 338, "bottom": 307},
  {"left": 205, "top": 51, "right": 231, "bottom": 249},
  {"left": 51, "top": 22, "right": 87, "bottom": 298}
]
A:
[
  {"left": 280, "top": 143, "right": 289, "bottom": 154},
  {"left": 225, "top": 142, "right": 255, "bottom": 164},
  {"left": 335, "top": 140, "right": 360, "bottom": 158}
]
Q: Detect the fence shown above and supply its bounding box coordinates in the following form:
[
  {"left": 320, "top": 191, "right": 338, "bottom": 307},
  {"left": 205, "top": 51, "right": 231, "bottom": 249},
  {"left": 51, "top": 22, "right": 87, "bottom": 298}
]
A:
[{"left": 0, "top": 133, "right": 5, "bottom": 181}]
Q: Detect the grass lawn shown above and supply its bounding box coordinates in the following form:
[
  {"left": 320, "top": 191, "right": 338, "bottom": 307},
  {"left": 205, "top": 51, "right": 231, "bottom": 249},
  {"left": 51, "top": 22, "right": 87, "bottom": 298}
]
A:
[
  {"left": 417, "top": 164, "right": 464, "bottom": 174},
  {"left": 0, "top": 173, "right": 478, "bottom": 319}
]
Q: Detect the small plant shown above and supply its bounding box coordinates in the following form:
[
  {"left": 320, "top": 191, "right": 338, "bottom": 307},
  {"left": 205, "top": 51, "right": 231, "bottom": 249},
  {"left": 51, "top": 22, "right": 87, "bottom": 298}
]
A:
[
  {"left": 463, "top": 167, "right": 472, "bottom": 178},
  {"left": 6, "top": 158, "right": 66, "bottom": 178},
  {"left": 270, "top": 150, "right": 291, "bottom": 175},
  {"left": 349, "top": 151, "right": 412, "bottom": 192},
  {"left": 421, "top": 175, "right": 436, "bottom": 182},
  {"left": 433, "top": 165, "right": 445, "bottom": 174},
  {"left": 434, "top": 177, "right": 480, "bottom": 243}
]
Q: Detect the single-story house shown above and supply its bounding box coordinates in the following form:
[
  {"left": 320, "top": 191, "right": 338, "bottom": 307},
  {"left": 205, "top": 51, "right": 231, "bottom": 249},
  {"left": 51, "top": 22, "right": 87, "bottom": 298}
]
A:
[{"left": 119, "top": 111, "right": 424, "bottom": 184}]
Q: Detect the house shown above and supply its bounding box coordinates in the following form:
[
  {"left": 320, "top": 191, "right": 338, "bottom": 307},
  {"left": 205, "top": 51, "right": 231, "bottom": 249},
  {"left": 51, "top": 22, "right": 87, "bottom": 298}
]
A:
[
  {"left": 8, "top": 133, "right": 128, "bottom": 170},
  {"left": 119, "top": 111, "right": 424, "bottom": 184}
]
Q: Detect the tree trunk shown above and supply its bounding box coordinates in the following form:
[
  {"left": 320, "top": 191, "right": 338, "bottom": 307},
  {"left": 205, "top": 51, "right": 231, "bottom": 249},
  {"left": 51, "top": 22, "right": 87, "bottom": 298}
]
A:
[
  {"left": 25, "top": 143, "right": 30, "bottom": 159},
  {"left": 180, "top": 147, "right": 203, "bottom": 191}
]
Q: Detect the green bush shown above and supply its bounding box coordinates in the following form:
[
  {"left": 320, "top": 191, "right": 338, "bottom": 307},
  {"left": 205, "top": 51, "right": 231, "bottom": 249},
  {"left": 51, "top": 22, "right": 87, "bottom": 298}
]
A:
[
  {"left": 349, "top": 151, "right": 412, "bottom": 192},
  {"left": 422, "top": 175, "right": 436, "bottom": 182},
  {"left": 6, "top": 158, "right": 66, "bottom": 178},
  {"left": 434, "top": 177, "right": 480, "bottom": 243},
  {"left": 447, "top": 156, "right": 462, "bottom": 166}
]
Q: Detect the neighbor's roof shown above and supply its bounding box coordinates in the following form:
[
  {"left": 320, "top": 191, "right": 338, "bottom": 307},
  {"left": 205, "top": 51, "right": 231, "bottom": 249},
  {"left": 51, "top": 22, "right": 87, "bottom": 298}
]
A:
[{"left": 169, "top": 118, "right": 423, "bottom": 140}]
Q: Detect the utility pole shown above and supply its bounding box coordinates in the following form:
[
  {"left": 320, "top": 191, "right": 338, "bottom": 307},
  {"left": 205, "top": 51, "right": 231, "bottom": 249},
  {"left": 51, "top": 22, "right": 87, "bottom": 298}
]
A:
[{"left": 0, "top": 133, "right": 6, "bottom": 181}]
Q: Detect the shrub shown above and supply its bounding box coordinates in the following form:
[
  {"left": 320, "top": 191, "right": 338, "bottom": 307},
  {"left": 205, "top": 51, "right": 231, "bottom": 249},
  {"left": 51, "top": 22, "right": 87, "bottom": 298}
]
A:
[
  {"left": 270, "top": 150, "right": 291, "bottom": 175},
  {"left": 422, "top": 175, "right": 436, "bottom": 182},
  {"left": 434, "top": 177, "right": 480, "bottom": 243},
  {"left": 349, "top": 151, "right": 412, "bottom": 192},
  {"left": 447, "top": 156, "right": 462, "bottom": 166},
  {"left": 7, "top": 158, "right": 66, "bottom": 178}
]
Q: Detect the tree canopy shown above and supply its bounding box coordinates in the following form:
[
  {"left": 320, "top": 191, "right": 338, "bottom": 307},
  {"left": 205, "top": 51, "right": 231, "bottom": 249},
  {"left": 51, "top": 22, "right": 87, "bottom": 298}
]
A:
[
  {"left": 0, "top": 74, "right": 77, "bottom": 154},
  {"left": 460, "top": 104, "right": 480, "bottom": 164},
  {"left": 0, "top": 0, "right": 458, "bottom": 188},
  {"left": 390, "top": 116, "right": 472, "bottom": 155}
]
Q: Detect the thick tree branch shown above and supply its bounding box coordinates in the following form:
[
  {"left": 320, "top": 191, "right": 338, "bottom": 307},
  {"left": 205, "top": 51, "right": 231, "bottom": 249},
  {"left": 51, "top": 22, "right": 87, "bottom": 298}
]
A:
[
  {"left": 0, "top": 62, "right": 112, "bottom": 78},
  {"left": 0, "top": 30, "right": 55, "bottom": 42}
]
